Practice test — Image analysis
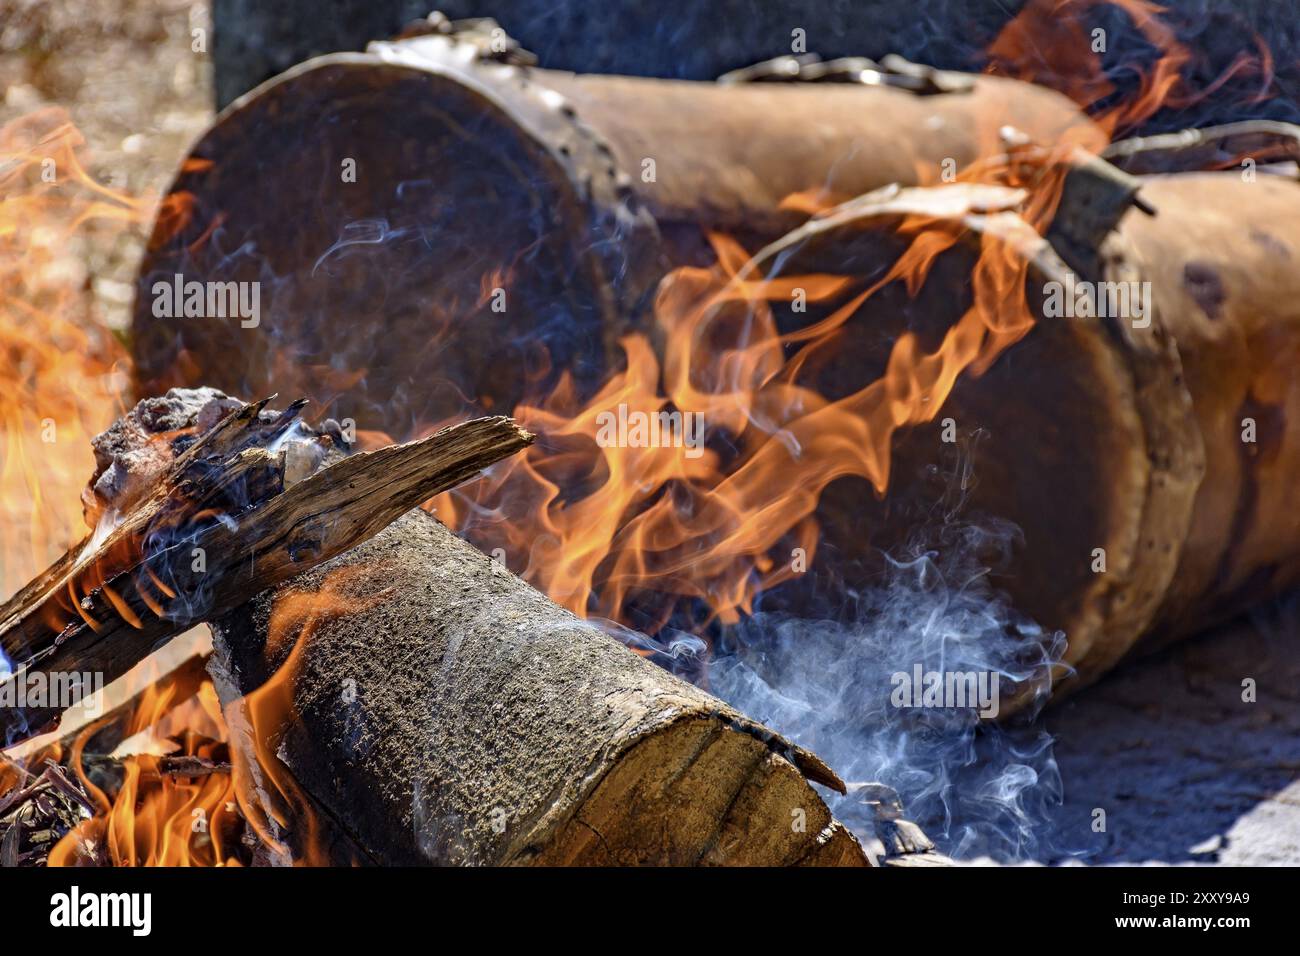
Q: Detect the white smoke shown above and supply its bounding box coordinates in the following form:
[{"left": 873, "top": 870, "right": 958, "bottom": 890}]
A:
[{"left": 705, "top": 529, "right": 1068, "bottom": 860}]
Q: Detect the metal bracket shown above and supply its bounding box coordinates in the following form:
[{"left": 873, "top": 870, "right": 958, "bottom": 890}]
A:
[
  {"left": 394, "top": 11, "right": 538, "bottom": 66},
  {"left": 718, "top": 53, "right": 974, "bottom": 94},
  {"left": 1103, "top": 119, "right": 1300, "bottom": 177}
]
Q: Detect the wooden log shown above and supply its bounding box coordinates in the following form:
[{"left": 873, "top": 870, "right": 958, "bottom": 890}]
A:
[
  {"left": 761, "top": 168, "right": 1300, "bottom": 698},
  {"left": 121, "top": 18, "right": 1300, "bottom": 717},
  {"left": 9, "top": 392, "right": 867, "bottom": 866},
  {"left": 131, "top": 22, "right": 1100, "bottom": 435},
  {"left": 0, "top": 391, "right": 533, "bottom": 744},
  {"left": 209, "top": 507, "right": 869, "bottom": 866},
  {"left": 129, "top": 64, "right": 1300, "bottom": 708}
]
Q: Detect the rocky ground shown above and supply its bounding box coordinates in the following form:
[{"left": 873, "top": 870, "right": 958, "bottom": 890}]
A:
[{"left": 1042, "top": 597, "right": 1300, "bottom": 865}]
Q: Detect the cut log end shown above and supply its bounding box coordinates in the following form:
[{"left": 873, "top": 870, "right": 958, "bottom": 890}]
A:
[{"left": 523, "top": 717, "right": 863, "bottom": 866}]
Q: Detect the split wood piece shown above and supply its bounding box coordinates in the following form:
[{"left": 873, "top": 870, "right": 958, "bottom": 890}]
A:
[
  {"left": 4, "top": 651, "right": 212, "bottom": 765},
  {"left": 210, "top": 508, "right": 869, "bottom": 867},
  {"left": 0, "top": 399, "right": 533, "bottom": 744}
]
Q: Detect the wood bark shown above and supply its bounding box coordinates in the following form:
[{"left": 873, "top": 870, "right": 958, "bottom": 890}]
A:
[{"left": 210, "top": 507, "right": 868, "bottom": 866}]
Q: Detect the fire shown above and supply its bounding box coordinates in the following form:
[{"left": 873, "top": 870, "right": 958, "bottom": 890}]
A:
[
  {"left": 435, "top": 193, "right": 1042, "bottom": 630},
  {"left": 986, "top": 0, "right": 1274, "bottom": 138},
  {"left": 0, "top": 108, "right": 136, "bottom": 596},
  {"left": 430, "top": 0, "right": 1276, "bottom": 636},
  {"left": 0, "top": 112, "right": 218, "bottom": 863},
  {"left": 222, "top": 563, "right": 393, "bottom": 866},
  {"left": 2, "top": 0, "right": 1285, "bottom": 866},
  {"left": 41, "top": 560, "right": 388, "bottom": 868},
  {"left": 40, "top": 561, "right": 386, "bottom": 867},
  {"left": 0, "top": 108, "right": 225, "bottom": 867},
  {"left": 0, "top": 108, "right": 363, "bottom": 868},
  {"left": 48, "top": 662, "right": 238, "bottom": 867}
]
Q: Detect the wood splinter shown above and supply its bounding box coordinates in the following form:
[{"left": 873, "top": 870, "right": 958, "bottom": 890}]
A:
[{"left": 0, "top": 392, "right": 533, "bottom": 744}]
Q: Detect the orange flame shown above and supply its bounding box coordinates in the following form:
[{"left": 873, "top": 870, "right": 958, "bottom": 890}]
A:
[
  {"left": 48, "top": 665, "right": 239, "bottom": 867},
  {"left": 434, "top": 188, "right": 1042, "bottom": 631},
  {"left": 223, "top": 563, "right": 393, "bottom": 866},
  {"left": 428, "top": 0, "right": 1277, "bottom": 637},
  {"left": 37, "top": 562, "right": 392, "bottom": 867},
  {"left": 985, "top": 0, "right": 1274, "bottom": 138},
  {"left": 0, "top": 108, "right": 138, "bottom": 596},
  {"left": 5, "top": 0, "right": 1285, "bottom": 865}
]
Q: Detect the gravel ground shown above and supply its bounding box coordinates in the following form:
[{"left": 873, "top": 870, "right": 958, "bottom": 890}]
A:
[{"left": 1041, "top": 598, "right": 1300, "bottom": 865}]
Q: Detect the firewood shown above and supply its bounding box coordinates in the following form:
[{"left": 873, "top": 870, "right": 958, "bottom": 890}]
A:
[
  {"left": 0, "top": 760, "right": 95, "bottom": 867},
  {"left": 130, "top": 25, "right": 1100, "bottom": 436},
  {"left": 210, "top": 507, "right": 869, "bottom": 866},
  {"left": 155, "top": 754, "right": 230, "bottom": 778},
  {"left": 123, "top": 17, "right": 1300, "bottom": 710},
  {"left": 0, "top": 392, "right": 533, "bottom": 744},
  {"left": 6, "top": 393, "right": 866, "bottom": 866},
  {"left": 762, "top": 167, "right": 1300, "bottom": 699},
  {"left": 7, "top": 650, "right": 213, "bottom": 763}
]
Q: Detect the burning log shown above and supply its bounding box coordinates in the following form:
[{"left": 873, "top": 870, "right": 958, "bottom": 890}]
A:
[
  {"left": 51, "top": 393, "right": 869, "bottom": 865},
  {"left": 209, "top": 506, "right": 868, "bottom": 866},
  {"left": 771, "top": 167, "right": 1300, "bottom": 696},
  {"left": 130, "top": 18, "right": 1101, "bottom": 434},
  {"left": 0, "top": 392, "right": 871, "bottom": 866},
  {"left": 121, "top": 18, "right": 1300, "bottom": 706},
  {"left": 0, "top": 388, "right": 533, "bottom": 744}
]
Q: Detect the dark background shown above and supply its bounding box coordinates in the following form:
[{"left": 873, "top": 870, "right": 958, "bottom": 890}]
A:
[{"left": 213, "top": 0, "right": 1300, "bottom": 133}]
